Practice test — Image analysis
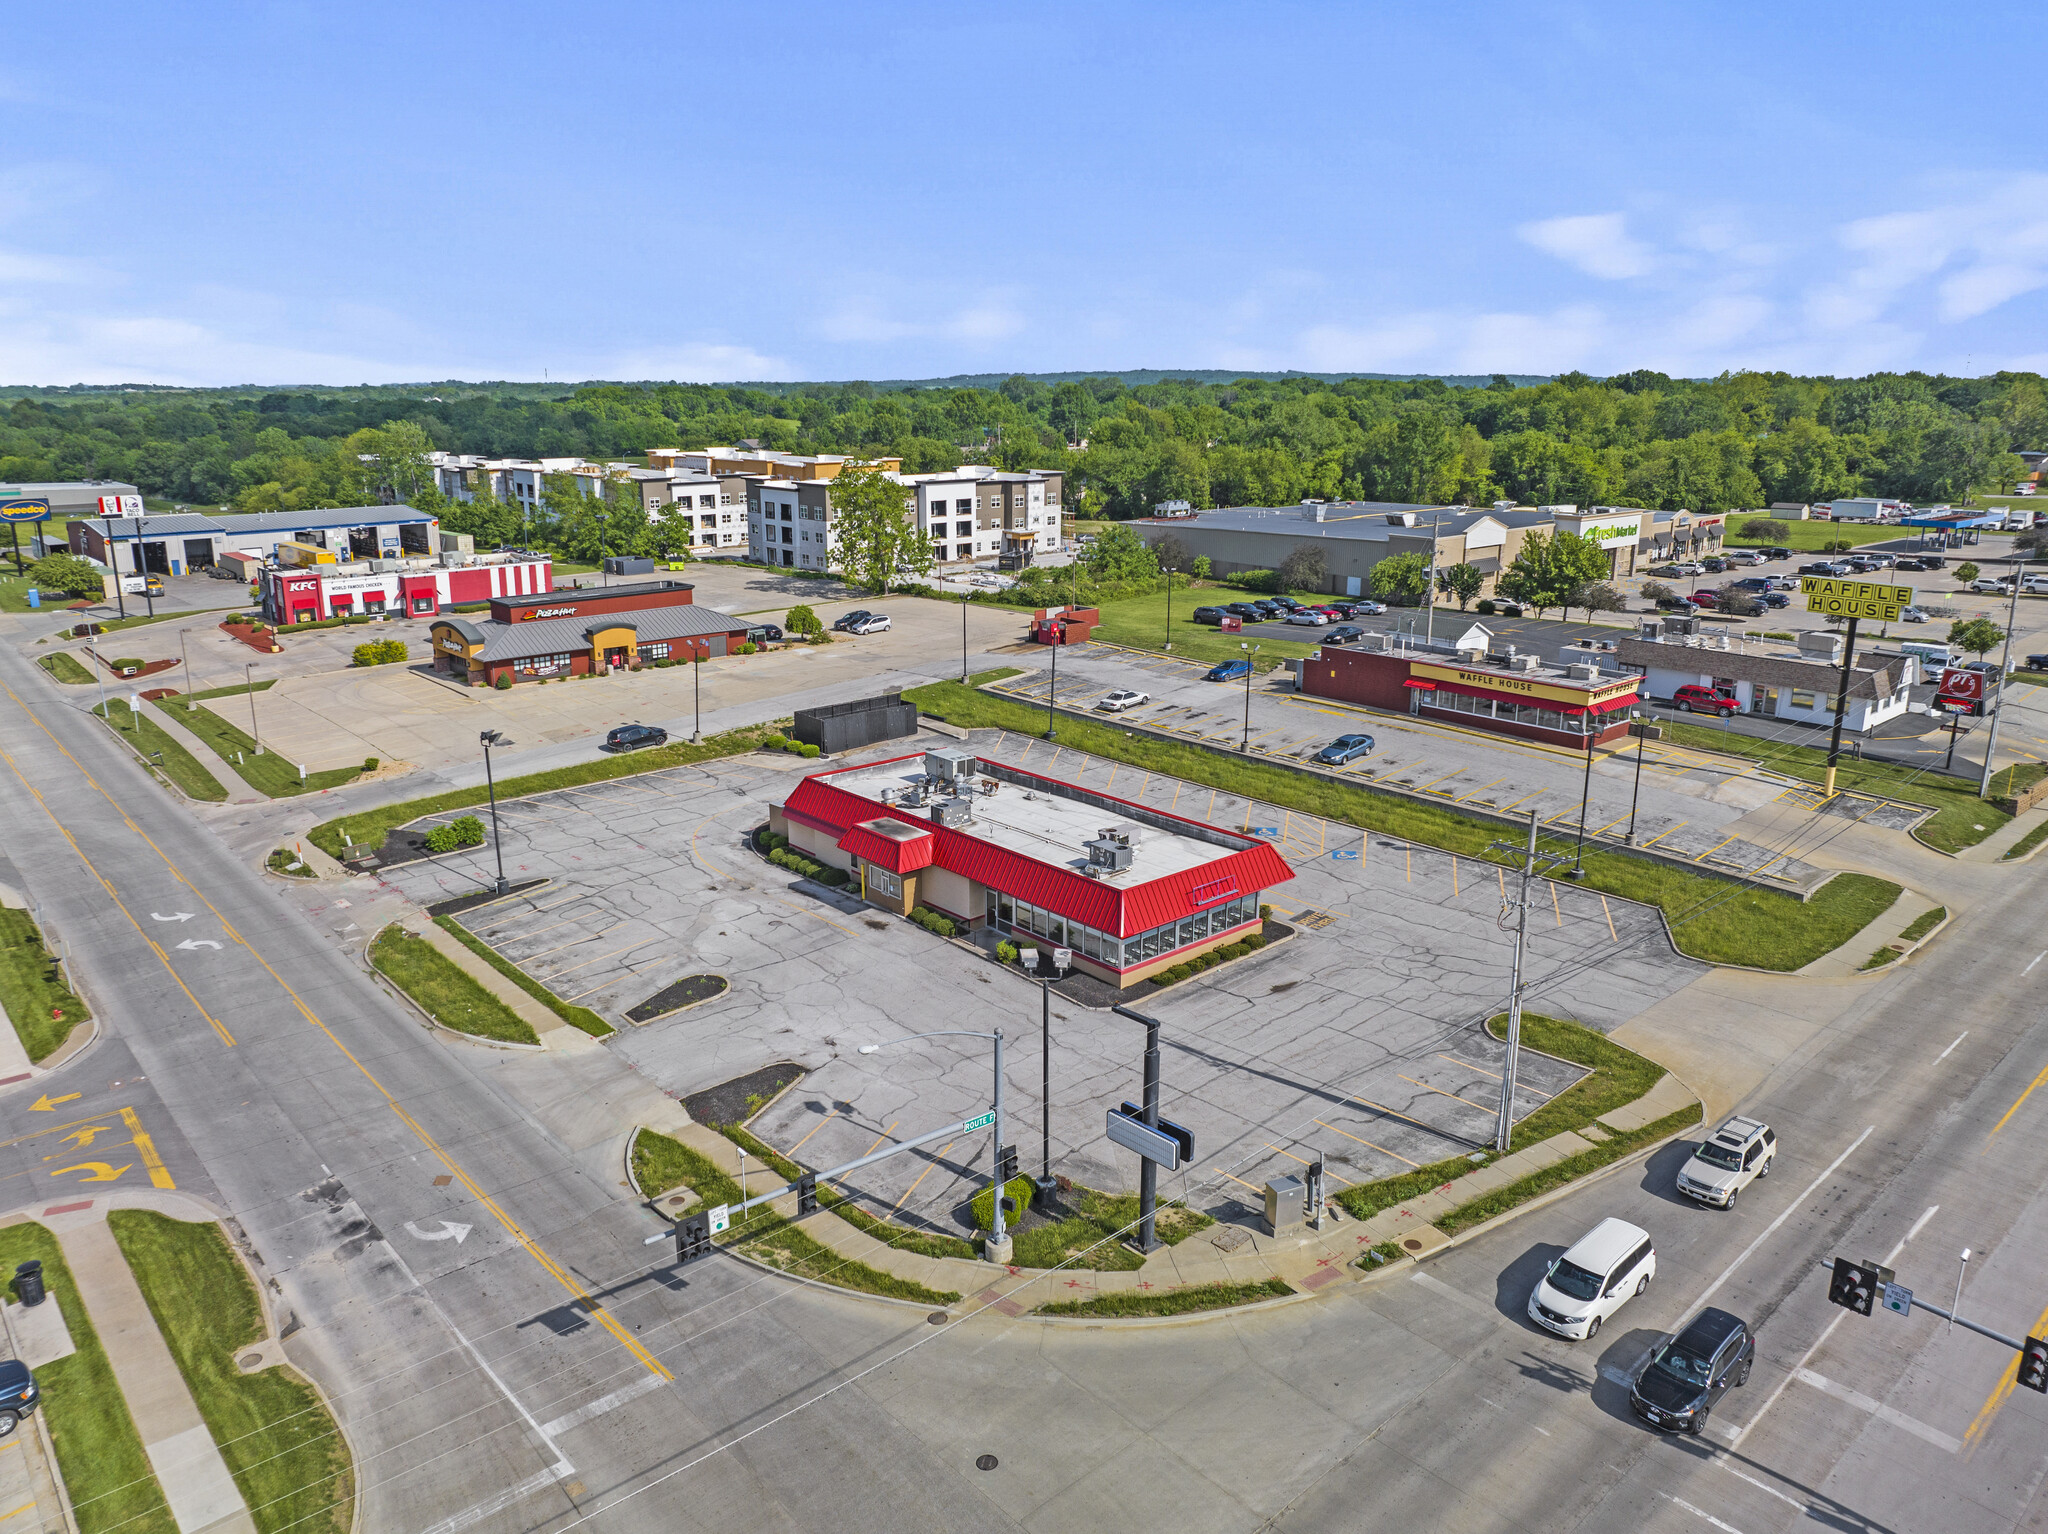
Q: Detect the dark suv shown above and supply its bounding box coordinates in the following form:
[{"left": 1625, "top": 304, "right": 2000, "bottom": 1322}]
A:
[
  {"left": 1629, "top": 1307, "right": 1753, "bottom": 1435},
  {"left": 604, "top": 723, "right": 668, "bottom": 752},
  {"left": 1226, "top": 602, "right": 1265, "bottom": 621},
  {"left": 0, "top": 1359, "right": 39, "bottom": 1437},
  {"left": 1190, "top": 606, "right": 1228, "bottom": 626}
]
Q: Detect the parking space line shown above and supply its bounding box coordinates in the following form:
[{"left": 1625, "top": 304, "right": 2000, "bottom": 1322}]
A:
[
  {"left": 1600, "top": 895, "right": 1617, "bottom": 942},
  {"left": 1313, "top": 1118, "right": 1420, "bottom": 1167},
  {"left": 1214, "top": 1166, "right": 1266, "bottom": 1194},
  {"left": 1641, "top": 819, "right": 1689, "bottom": 846},
  {"left": 1551, "top": 883, "right": 1562, "bottom": 926},
  {"left": 1398, "top": 1073, "right": 1494, "bottom": 1112},
  {"left": 1694, "top": 833, "right": 1741, "bottom": 863},
  {"left": 787, "top": 1109, "right": 838, "bottom": 1155},
  {"left": 545, "top": 936, "right": 665, "bottom": 981},
  {"left": 1455, "top": 777, "right": 1509, "bottom": 802},
  {"left": 1264, "top": 1143, "right": 1354, "bottom": 1184},
  {"left": 1451, "top": 857, "right": 1458, "bottom": 896},
  {"left": 894, "top": 1141, "right": 955, "bottom": 1209},
  {"left": 1497, "top": 787, "right": 1545, "bottom": 813},
  {"left": 854, "top": 1122, "right": 901, "bottom": 1160},
  {"left": 1436, "top": 1054, "right": 1553, "bottom": 1096}
]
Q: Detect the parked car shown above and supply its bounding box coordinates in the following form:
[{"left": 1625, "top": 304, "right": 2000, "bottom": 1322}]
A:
[
  {"left": 746, "top": 622, "right": 783, "bottom": 645},
  {"left": 1350, "top": 599, "right": 1387, "bottom": 615},
  {"left": 1250, "top": 599, "right": 1287, "bottom": 618},
  {"left": 1676, "top": 1115, "right": 1775, "bottom": 1209},
  {"left": 847, "top": 613, "right": 891, "bottom": 634},
  {"left": 1864, "top": 552, "right": 1897, "bottom": 568},
  {"left": 1687, "top": 591, "right": 1720, "bottom": 608},
  {"left": 1493, "top": 599, "right": 1527, "bottom": 617},
  {"left": 1527, "top": 1217, "right": 1656, "bottom": 1340},
  {"left": 1325, "top": 624, "right": 1366, "bottom": 644},
  {"left": 1095, "top": 688, "right": 1150, "bottom": 712},
  {"left": 1646, "top": 563, "right": 1683, "bottom": 578},
  {"left": 0, "top": 1359, "right": 39, "bottom": 1438},
  {"left": 1191, "top": 606, "right": 1229, "bottom": 626},
  {"left": 1900, "top": 606, "right": 1930, "bottom": 623},
  {"left": 1762, "top": 545, "right": 1794, "bottom": 560},
  {"left": 1323, "top": 600, "right": 1364, "bottom": 618},
  {"left": 1672, "top": 684, "right": 1740, "bottom": 716},
  {"left": 1205, "top": 658, "right": 1253, "bottom": 682},
  {"left": 1731, "top": 577, "right": 1772, "bottom": 592},
  {"left": 1894, "top": 556, "right": 1928, "bottom": 571},
  {"left": 2027, "top": 653, "right": 2048, "bottom": 671},
  {"left": 1309, "top": 604, "right": 1346, "bottom": 619},
  {"left": 1964, "top": 660, "right": 2002, "bottom": 678},
  {"left": 1629, "top": 1308, "right": 1754, "bottom": 1435},
  {"left": 1267, "top": 596, "right": 1304, "bottom": 612},
  {"left": 1799, "top": 560, "right": 1850, "bottom": 577},
  {"left": 831, "top": 609, "right": 873, "bottom": 632},
  {"left": 1767, "top": 574, "right": 1800, "bottom": 590},
  {"left": 1226, "top": 602, "right": 1265, "bottom": 620},
  {"left": 1314, "top": 733, "right": 1376, "bottom": 765},
  {"left": 1672, "top": 561, "right": 1707, "bottom": 576},
  {"left": 1918, "top": 554, "right": 1947, "bottom": 569},
  {"left": 1722, "top": 550, "right": 1765, "bottom": 566},
  {"left": 1759, "top": 592, "right": 1791, "bottom": 608},
  {"left": 1971, "top": 576, "right": 2014, "bottom": 593},
  {"left": 1285, "top": 609, "right": 1330, "bottom": 626},
  {"left": 1700, "top": 556, "right": 1728, "bottom": 573},
  {"left": 604, "top": 723, "right": 669, "bottom": 752}
]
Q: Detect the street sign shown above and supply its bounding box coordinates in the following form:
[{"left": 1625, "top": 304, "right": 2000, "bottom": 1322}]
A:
[
  {"left": 0, "top": 498, "right": 50, "bottom": 524},
  {"left": 1800, "top": 576, "right": 1915, "bottom": 622},
  {"left": 707, "top": 1202, "right": 730, "bottom": 1235},
  {"left": 1938, "top": 667, "right": 1985, "bottom": 701},
  {"left": 963, "top": 1110, "right": 996, "bottom": 1133},
  {"left": 1105, "top": 1109, "right": 1182, "bottom": 1170},
  {"left": 1882, "top": 1281, "right": 1913, "bottom": 1316}
]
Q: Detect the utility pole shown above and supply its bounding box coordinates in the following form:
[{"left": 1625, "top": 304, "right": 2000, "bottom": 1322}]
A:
[
  {"left": 1822, "top": 616, "right": 1860, "bottom": 799},
  {"left": 244, "top": 662, "right": 262, "bottom": 755},
  {"left": 1424, "top": 511, "right": 1443, "bottom": 647},
  {"left": 180, "top": 628, "right": 196, "bottom": 711},
  {"left": 1571, "top": 716, "right": 1597, "bottom": 877},
  {"left": 1487, "top": 809, "right": 1568, "bottom": 1152},
  {"left": 1625, "top": 707, "right": 1649, "bottom": 842},
  {"left": 1977, "top": 561, "right": 2023, "bottom": 799},
  {"left": 1239, "top": 642, "right": 1259, "bottom": 751}
]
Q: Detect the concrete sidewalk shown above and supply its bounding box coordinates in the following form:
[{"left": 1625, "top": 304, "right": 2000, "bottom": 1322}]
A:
[
  {"left": 652, "top": 1070, "right": 1700, "bottom": 1316},
  {"left": 139, "top": 702, "right": 256, "bottom": 805},
  {"left": 1961, "top": 803, "right": 2048, "bottom": 862}
]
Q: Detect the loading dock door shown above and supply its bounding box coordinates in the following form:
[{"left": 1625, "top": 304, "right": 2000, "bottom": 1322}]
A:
[
  {"left": 140, "top": 541, "right": 170, "bottom": 574},
  {"left": 349, "top": 527, "right": 378, "bottom": 559},
  {"left": 183, "top": 538, "right": 215, "bottom": 570}
]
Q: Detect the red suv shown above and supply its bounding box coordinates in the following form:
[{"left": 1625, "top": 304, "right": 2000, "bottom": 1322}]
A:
[{"left": 1672, "top": 685, "right": 1740, "bottom": 717}]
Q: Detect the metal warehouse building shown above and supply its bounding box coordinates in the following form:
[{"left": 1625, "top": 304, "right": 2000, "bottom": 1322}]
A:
[{"left": 72, "top": 506, "right": 441, "bottom": 575}]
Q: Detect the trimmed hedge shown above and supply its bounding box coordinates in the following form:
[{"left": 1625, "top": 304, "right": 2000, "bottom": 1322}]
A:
[
  {"left": 423, "top": 815, "right": 485, "bottom": 854},
  {"left": 351, "top": 639, "right": 407, "bottom": 667},
  {"left": 910, "top": 905, "right": 957, "bottom": 938},
  {"left": 762, "top": 734, "right": 821, "bottom": 759},
  {"left": 1150, "top": 933, "right": 1266, "bottom": 987},
  {"left": 766, "top": 844, "right": 850, "bottom": 887}
]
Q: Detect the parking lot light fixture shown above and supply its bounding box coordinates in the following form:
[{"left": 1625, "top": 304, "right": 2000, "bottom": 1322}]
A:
[
  {"left": 1626, "top": 708, "right": 1648, "bottom": 843},
  {"left": 479, "top": 729, "right": 514, "bottom": 894},
  {"left": 859, "top": 1028, "right": 1010, "bottom": 1253},
  {"left": 1163, "top": 567, "right": 1176, "bottom": 652},
  {"left": 1240, "top": 642, "right": 1259, "bottom": 752},
  {"left": 244, "top": 662, "right": 262, "bottom": 754},
  {"left": 1046, "top": 619, "right": 1058, "bottom": 743}
]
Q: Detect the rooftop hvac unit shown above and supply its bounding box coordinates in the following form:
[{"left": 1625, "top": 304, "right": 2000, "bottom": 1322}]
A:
[
  {"left": 923, "top": 747, "right": 977, "bottom": 786},
  {"left": 1085, "top": 834, "right": 1134, "bottom": 872},
  {"left": 929, "top": 797, "right": 974, "bottom": 828},
  {"left": 1507, "top": 654, "right": 1541, "bottom": 674},
  {"left": 1567, "top": 662, "right": 1598, "bottom": 681}
]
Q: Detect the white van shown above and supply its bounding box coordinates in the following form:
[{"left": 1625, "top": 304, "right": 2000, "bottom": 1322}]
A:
[{"left": 1528, "top": 1217, "right": 1657, "bottom": 1340}]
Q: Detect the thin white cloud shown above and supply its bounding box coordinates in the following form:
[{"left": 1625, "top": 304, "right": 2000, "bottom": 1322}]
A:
[
  {"left": 818, "top": 291, "right": 1026, "bottom": 348},
  {"left": 1517, "top": 213, "right": 1656, "bottom": 280},
  {"left": 1819, "top": 174, "right": 2048, "bottom": 327},
  {"left": 595, "top": 343, "right": 789, "bottom": 382}
]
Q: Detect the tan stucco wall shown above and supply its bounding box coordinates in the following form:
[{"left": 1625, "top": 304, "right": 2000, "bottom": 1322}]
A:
[{"left": 918, "top": 865, "right": 976, "bottom": 920}]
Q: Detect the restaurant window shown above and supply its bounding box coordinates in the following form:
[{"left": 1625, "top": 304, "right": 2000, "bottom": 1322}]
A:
[
  {"left": 411, "top": 595, "right": 434, "bottom": 613},
  {"left": 639, "top": 642, "right": 671, "bottom": 660},
  {"left": 1790, "top": 689, "right": 1818, "bottom": 711},
  {"left": 865, "top": 866, "right": 902, "bottom": 900}
]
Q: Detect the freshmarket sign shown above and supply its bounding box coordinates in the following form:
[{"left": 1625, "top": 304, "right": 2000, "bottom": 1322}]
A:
[
  {"left": 1800, "top": 576, "right": 1914, "bottom": 622},
  {"left": 1574, "top": 518, "right": 1641, "bottom": 548}
]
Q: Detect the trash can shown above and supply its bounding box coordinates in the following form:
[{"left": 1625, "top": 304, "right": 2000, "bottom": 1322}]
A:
[
  {"left": 1263, "top": 1175, "right": 1305, "bottom": 1238},
  {"left": 14, "top": 1261, "right": 44, "bottom": 1307}
]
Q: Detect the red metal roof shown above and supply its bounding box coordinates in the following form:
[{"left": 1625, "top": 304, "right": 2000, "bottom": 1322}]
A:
[
  {"left": 838, "top": 818, "right": 936, "bottom": 874},
  {"left": 783, "top": 756, "right": 1294, "bottom": 937}
]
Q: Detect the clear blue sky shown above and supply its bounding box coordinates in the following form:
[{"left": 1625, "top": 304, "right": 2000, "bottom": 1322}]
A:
[{"left": 6, "top": 1, "right": 2043, "bottom": 385}]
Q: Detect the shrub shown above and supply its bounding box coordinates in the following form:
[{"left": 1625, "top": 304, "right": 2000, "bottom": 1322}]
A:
[
  {"left": 1259, "top": 904, "right": 1273, "bottom": 920},
  {"left": 970, "top": 1175, "right": 1040, "bottom": 1231},
  {"left": 1476, "top": 599, "right": 1497, "bottom": 615},
  {"left": 910, "top": 906, "right": 958, "bottom": 938},
  {"left": 111, "top": 657, "right": 145, "bottom": 673},
  {"left": 736, "top": 642, "right": 758, "bottom": 655},
  {"left": 424, "top": 815, "right": 487, "bottom": 853},
  {"left": 363, "top": 757, "right": 379, "bottom": 772},
  {"left": 28, "top": 552, "right": 107, "bottom": 598},
  {"left": 800, "top": 743, "right": 820, "bottom": 758},
  {"left": 352, "top": 639, "right": 408, "bottom": 667},
  {"left": 766, "top": 845, "right": 849, "bottom": 887},
  {"left": 785, "top": 603, "right": 825, "bottom": 639},
  {"left": 1957, "top": 562, "right": 1981, "bottom": 583},
  {"left": 764, "top": 734, "right": 787, "bottom": 749},
  {"left": 997, "top": 940, "right": 1019, "bottom": 963},
  {"left": 495, "top": 672, "right": 512, "bottom": 689}
]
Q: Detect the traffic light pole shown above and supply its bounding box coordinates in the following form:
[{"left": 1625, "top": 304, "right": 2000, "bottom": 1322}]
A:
[
  {"left": 1111, "top": 1002, "right": 1165, "bottom": 1253},
  {"left": 1977, "top": 563, "right": 2023, "bottom": 800},
  {"left": 1816, "top": 1259, "right": 2027, "bottom": 1350}
]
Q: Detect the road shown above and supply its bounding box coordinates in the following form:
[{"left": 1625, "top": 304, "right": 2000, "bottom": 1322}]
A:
[{"left": 7, "top": 618, "right": 2048, "bottom": 1533}]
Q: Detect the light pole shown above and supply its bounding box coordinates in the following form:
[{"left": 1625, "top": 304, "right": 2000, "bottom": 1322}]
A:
[
  {"left": 1976, "top": 561, "right": 2023, "bottom": 799},
  {"left": 1239, "top": 641, "right": 1260, "bottom": 751},
  {"left": 479, "top": 730, "right": 514, "bottom": 894},
  {"left": 860, "top": 1028, "right": 1011, "bottom": 1260},
  {"left": 1034, "top": 946, "right": 1070, "bottom": 1205},
  {"left": 961, "top": 590, "right": 969, "bottom": 683},
  {"left": 1625, "top": 708, "right": 1649, "bottom": 843},
  {"left": 1571, "top": 712, "right": 1597, "bottom": 877},
  {"left": 1046, "top": 618, "right": 1059, "bottom": 742},
  {"left": 1486, "top": 809, "right": 1566, "bottom": 1152},
  {"left": 244, "top": 663, "right": 262, "bottom": 755},
  {"left": 180, "top": 627, "right": 196, "bottom": 712},
  {"left": 1163, "top": 566, "right": 1175, "bottom": 652},
  {"left": 691, "top": 642, "right": 702, "bottom": 741}
]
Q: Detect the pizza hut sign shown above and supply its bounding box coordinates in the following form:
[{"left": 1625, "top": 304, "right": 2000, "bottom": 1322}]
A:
[{"left": 525, "top": 605, "right": 579, "bottom": 620}]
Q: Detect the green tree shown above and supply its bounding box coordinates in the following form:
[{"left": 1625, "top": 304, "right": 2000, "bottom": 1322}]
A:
[
  {"left": 1949, "top": 616, "right": 2006, "bottom": 658},
  {"left": 785, "top": 603, "right": 825, "bottom": 640},
  {"left": 1499, "top": 530, "right": 1610, "bottom": 619},
  {"left": 1739, "top": 518, "right": 1791, "bottom": 543},
  {"left": 829, "top": 464, "right": 930, "bottom": 593},
  {"left": 1440, "top": 562, "right": 1485, "bottom": 610},
  {"left": 28, "top": 551, "right": 104, "bottom": 598},
  {"left": 1369, "top": 551, "right": 1431, "bottom": 604},
  {"left": 1080, "top": 523, "right": 1158, "bottom": 585},
  {"left": 1191, "top": 554, "right": 1212, "bottom": 580},
  {"left": 1277, "top": 543, "right": 1329, "bottom": 593},
  {"left": 1573, "top": 581, "right": 1629, "bottom": 621}
]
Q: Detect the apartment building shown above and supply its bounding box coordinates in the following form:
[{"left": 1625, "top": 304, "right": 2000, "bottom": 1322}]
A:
[
  {"left": 647, "top": 445, "right": 904, "bottom": 480},
  {"left": 744, "top": 464, "right": 1064, "bottom": 572}
]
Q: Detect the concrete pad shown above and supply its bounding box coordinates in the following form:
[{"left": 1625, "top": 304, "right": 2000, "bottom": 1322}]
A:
[
  {"left": 145, "top": 1424, "right": 254, "bottom": 1534},
  {"left": 3, "top": 1299, "right": 72, "bottom": 1368},
  {"left": 1392, "top": 1224, "right": 1450, "bottom": 1258}
]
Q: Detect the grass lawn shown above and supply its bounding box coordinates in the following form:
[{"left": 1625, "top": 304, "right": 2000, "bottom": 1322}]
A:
[
  {"left": 1988, "top": 764, "right": 2048, "bottom": 804},
  {"left": 267, "top": 848, "right": 317, "bottom": 878},
  {"left": 92, "top": 700, "right": 228, "bottom": 801},
  {"left": 1723, "top": 521, "right": 1922, "bottom": 551},
  {"left": 35, "top": 651, "right": 94, "bottom": 683},
  {"left": 970, "top": 584, "right": 1318, "bottom": 667},
  {"left": 97, "top": 604, "right": 242, "bottom": 634},
  {"left": 1484, "top": 1013, "right": 1665, "bottom": 1151},
  {"left": 0, "top": 909, "right": 89, "bottom": 1063},
  {"left": 368, "top": 925, "right": 539, "bottom": 1045},
  {"left": 0, "top": 1223, "right": 175, "bottom": 1534},
  {"left": 1010, "top": 1188, "right": 1213, "bottom": 1271},
  {"left": 1435, "top": 1105, "right": 1704, "bottom": 1236},
  {"left": 1897, "top": 906, "right": 1947, "bottom": 943},
  {"left": 1335, "top": 1152, "right": 1498, "bottom": 1222},
  {"left": 433, "top": 917, "right": 612, "bottom": 1037},
  {"left": 1655, "top": 717, "right": 2007, "bottom": 853},
  {"left": 1037, "top": 1278, "right": 1293, "bottom": 1318},
  {"left": 1859, "top": 945, "right": 1903, "bottom": 971},
  {"left": 2006, "top": 820, "right": 2048, "bottom": 861},
  {"left": 107, "top": 1212, "right": 353, "bottom": 1534},
  {"left": 906, "top": 680, "right": 1901, "bottom": 969},
  {"left": 149, "top": 699, "right": 360, "bottom": 798},
  {"left": 630, "top": 1129, "right": 961, "bottom": 1302},
  {"left": 715, "top": 1124, "right": 980, "bottom": 1259},
  {"left": 180, "top": 678, "right": 276, "bottom": 703},
  {"left": 307, "top": 721, "right": 782, "bottom": 860}
]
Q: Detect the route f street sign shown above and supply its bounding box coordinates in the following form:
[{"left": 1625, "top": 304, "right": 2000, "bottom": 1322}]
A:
[{"left": 1801, "top": 576, "right": 1915, "bottom": 622}]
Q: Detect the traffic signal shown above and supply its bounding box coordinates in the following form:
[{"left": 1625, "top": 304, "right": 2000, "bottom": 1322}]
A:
[
  {"left": 996, "top": 1144, "right": 1018, "bottom": 1183},
  {"left": 1828, "top": 1257, "right": 1875, "bottom": 1316},
  {"left": 796, "top": 1174, "right": 818, "bottom": 1217},
  {"left": 675, "top": 1213, "right": 711, "bottom": 1265},
  {"left": 2021, "top": 1338, "right": 2048, "bottom": 1395}
]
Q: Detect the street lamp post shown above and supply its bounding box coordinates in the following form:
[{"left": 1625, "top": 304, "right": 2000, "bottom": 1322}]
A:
[
  {"left": 1239, "top": 642, "right": 1260, "bottom": 751},
  {"left": 1163, "top": 567, "right": 1175, "bottom": 652},
  {"left": 1035, "top": 947, "right": 1070, "bottom": 1205},
  {"left": 1046, "top": 619, "right": 1059, "bottom": 743},
  {"left": 1625, "top": 708, "right": 1649, "bottom": 842},
  {"left": 1571, "top": 713, "right": 1597, "bottom": 877},
  {"left": 861, "top": 1029, "right": 1010, "bottom": 1260},
  {"left": 691, "top": 642, "right": 702, "bottom": 741},
  {"left": 180, "top": 628, "right": 196, "bottom": 711},
  {"left": 479, "top": 729, "right": 515, "bottom": 894},
  {"left": 961, "top": 591, "right": 970, "bottom": 683},
  {"left": 244, "top": 663, "right": 262, "bottom": 755}
]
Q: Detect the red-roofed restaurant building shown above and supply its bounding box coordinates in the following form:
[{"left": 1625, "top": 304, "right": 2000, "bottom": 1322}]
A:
[{"left": 770, "top": 748, "right": 1293, "bottom": 989}]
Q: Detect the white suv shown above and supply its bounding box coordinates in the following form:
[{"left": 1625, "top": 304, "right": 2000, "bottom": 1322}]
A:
[
  {"left": 1677, "top": 1116, "right": 1775, "bottom": 1209},
  {"left": 1528, "top": 1217, "right": 1656, "bottom": 1340}
]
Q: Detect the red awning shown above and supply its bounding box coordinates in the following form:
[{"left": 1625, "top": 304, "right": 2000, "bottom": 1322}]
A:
[
  {"left": 1402, "top": 678, "right": 1437, "bottom": 689},
  {"left": 1587, "top": 693, "right": 1639, "bottom": 715}
]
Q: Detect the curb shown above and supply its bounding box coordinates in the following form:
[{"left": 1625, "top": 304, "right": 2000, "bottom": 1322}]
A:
[
  {"left": 358, "top": 933, "right": 548, "bottom": 1053},
  {"left": 1855, "top": 905, "right": 1954, "bottom": 973}
]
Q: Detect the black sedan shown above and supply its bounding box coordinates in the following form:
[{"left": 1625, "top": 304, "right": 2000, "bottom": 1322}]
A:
[
  {"left": 1325, "top": 624, "right": 1366, "bottom": 644},
  {"left": 830, "top": 609, "right": 872, "bottom": 632},
  {"left": 1226, "top": 602, "right": 1266, "bottom": 620},
  {"left": 604, "top": 723, "right": 669, "bottom": 752},
  {"left": 747, "top": 622, "right": 784, "bottom": 644},
  {"left": 1629, "top": 1307, "right": 1753, "bottom": 1435}
]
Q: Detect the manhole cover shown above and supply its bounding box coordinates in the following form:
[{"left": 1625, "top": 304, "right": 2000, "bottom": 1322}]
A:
[
  {"left": 927, "top": 1311, "right": 950, "bottom": 1325},
  {"left": 1403, "top": 1238, "right": 1423, "bottom": 1251},
  {"left": 975, "top": 1454, "right": 998, "bottom": 1472},
  {"left": 240, "top": 1353, "right": 263, "bottom": 1368}
]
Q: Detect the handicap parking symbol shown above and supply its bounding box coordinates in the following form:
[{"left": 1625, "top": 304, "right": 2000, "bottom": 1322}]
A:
[
  {"left": 1330, "top": 849, "right": 1360, "bottom": 861},
  {"left": 1249, "top": 826, "right": 1281, "bottom": 839}
]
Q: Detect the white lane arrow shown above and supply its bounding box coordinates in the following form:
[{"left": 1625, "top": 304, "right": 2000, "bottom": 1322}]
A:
[
  {"left": 152, "top": 912, "right": 195, "bottom": 922},
  {"left": 404, "top": 1219, "right": 473, "bottom": 1245},
  {"left": 174, "top": 939, "right": 222, "bottom": 951}
]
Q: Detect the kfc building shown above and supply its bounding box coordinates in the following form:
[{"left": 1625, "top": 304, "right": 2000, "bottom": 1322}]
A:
[{"left": 261, "top": 554, "right": 552, "bottom": 624}]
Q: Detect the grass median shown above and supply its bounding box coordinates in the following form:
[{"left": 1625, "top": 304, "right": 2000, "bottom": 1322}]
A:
[
  {"left": 148, "top": 698, "right": 360, "bottom": 798},
  {"left": 1654, "top": 715, "right": 2010, "bottom": 853},
  {"left": 1434, "top": 1105, "right": 1704, "bottom": 1237},
  {"left": 432, "top": 917, "right": 612, "bottom": 1037},
  {"left": 907, "top": 679, "right": 1901, "bottom": 970},
  {"left": 0, "top": 908, "right": 88, "bottom": 1062},
  {"left": 1037, "top": 1278, "right": 1293, "bottom": 1318},
  {"left": 35, "top": 651, "right": 94, "bottom": 683},
  {"left": 92, "top": 699, "right": 228, "bottom": 801},
  {"left": 369, "top": 924, "right": 539, "bottom": 1045},
  {"left": 0, "top": 1222, "right": 175, "bottom": 1534},
  {"left": 1485, "top": 1012, "right": 1665, "bottom": 1152},
  {"left": 2006, "top": 821, "right": 2048, "bottom": 861},
  {"left": 714, "top": 1123, "right": 979, "bottom": 1259},
  {"left": 307, "top": 721, "right": 782, "bottom": 861},
  {"left": 630, "top": 1128, "right": 962, "bottom": 1303},
  {"left": 108, "top": 1212, "right": 353, "bottom": 1534}
]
